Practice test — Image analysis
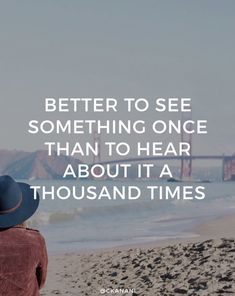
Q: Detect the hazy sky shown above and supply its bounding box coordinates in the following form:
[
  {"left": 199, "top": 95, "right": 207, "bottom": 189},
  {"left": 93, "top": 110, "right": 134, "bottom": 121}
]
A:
[{"left": 0, "top": 1, "right": 235, "bottom": 161}]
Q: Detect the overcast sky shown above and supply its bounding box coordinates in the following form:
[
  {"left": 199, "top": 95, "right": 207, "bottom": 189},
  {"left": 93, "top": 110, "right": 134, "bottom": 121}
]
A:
[{"left": 0, "top": 0, "right": 234, "bottom": 161}]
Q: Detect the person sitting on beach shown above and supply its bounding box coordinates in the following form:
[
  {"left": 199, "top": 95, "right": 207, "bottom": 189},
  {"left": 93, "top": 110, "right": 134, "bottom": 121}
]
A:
[{"left": 0, "top": 175, "right": 48, "bottom": 296}]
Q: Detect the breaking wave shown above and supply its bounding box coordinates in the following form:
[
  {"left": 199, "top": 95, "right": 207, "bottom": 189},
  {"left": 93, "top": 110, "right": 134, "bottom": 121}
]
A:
[{"left": 28, "top": 201, "right": 170, "bottom": 226}]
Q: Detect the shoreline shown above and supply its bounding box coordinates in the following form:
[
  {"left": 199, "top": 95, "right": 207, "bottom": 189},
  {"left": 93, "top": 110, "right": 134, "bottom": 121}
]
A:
[{"left": 47, "top": 212, "right": 235, "bottom": 256}]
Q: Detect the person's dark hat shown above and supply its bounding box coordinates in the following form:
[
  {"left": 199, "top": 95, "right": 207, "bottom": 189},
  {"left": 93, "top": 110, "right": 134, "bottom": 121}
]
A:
[{"left": 0, "top": 175, "right": 39, "bottom": 228}]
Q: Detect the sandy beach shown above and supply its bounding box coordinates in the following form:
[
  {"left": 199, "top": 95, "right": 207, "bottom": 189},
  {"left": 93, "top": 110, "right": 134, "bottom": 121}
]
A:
[{"left": 41, "top": 214, "right": 235, "bottom": 296}]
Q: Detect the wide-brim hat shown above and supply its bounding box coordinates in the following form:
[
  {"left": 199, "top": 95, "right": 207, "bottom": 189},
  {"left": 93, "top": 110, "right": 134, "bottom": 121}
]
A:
[{"left": 0, "top": 175, "right": 39, "bottom": 228}]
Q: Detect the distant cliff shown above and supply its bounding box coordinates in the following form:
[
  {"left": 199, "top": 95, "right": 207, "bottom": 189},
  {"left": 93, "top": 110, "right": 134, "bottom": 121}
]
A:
[{"left": 0, "top": 150, "right": 82, "bottom": 180}]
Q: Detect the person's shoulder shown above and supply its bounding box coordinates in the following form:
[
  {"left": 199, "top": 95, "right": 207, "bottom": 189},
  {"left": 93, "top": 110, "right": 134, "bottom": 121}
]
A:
[
  {"left": 25, "top": 227, "right": 44, "bottom": 238},
  {"left": 25, "top": 227, "right": 46, "bottom": 243}
]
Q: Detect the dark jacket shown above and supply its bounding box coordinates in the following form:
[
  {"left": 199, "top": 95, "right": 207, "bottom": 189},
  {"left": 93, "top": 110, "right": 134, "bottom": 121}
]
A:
[{"left": 0, "top": 226, "right": 48, "bottom": 296}]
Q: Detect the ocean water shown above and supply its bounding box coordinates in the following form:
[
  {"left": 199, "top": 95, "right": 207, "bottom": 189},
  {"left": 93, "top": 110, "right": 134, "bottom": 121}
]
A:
[{"left": 22, "top": 180, "right": 235, "bottom": 253}]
